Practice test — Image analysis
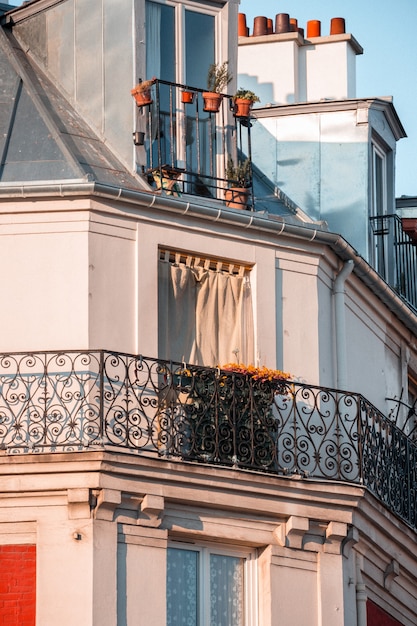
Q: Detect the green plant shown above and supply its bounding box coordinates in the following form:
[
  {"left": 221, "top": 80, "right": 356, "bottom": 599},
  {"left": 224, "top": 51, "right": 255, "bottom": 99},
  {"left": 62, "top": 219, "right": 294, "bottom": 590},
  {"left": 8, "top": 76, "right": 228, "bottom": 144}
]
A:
[
  {"left": 225, "top": 156, "right": 252, "bottom": 188},
  {"left": 233, "top": 88, "right": 260, "bottom": 103},
  {"left": 206, "top": 62, "right": 232, "bottom": 93},
  {"left": 134, "top": 77, "right": 156, "bottom": 92}
]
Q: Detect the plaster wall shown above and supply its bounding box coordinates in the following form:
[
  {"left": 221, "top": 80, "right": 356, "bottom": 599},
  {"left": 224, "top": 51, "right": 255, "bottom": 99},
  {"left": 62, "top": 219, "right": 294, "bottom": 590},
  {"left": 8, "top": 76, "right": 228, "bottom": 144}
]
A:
[
  {"left": 0, "top": 196, "right": 414, "bottom": 409},
  {"left": 344, "top": 276, "right": 404, "bottom": 411},
  {"left": 1, "top": 453, "right": 417, "bottom": 625},
  {"left": 238, "top": 35, "right": 360, "bottom": 106},
  {"left": 238, "top": 38, "right": 300, "bottom": 105},
  {"left": 251, "top": 109, "right": 371, "bottom": 256},
  {"left": 304, "top": 40, "right": 357, "bottom": 101}
]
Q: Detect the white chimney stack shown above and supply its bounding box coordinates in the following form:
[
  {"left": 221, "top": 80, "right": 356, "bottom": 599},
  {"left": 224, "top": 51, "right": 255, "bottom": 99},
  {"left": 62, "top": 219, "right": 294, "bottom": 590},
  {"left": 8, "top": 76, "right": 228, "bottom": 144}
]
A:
[{"left": 238, "top": 15, "right": 363, "bottom": 106}]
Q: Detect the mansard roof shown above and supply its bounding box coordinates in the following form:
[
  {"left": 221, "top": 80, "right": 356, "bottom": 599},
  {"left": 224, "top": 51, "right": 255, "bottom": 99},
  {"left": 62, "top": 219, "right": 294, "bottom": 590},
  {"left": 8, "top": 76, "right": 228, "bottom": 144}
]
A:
[{"left": 0, "top": 24, "right": 147, "bottom": 190}]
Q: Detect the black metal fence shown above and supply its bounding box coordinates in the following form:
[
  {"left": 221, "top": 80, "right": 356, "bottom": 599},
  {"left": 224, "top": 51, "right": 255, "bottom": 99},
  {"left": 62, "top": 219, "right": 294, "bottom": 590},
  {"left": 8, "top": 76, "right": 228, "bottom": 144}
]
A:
[
  {"left": 0, "top": 351, "right": 416, "bottom": 530},
  {"left": 370, "top": 214, "right": 417, "bottom": 310}
]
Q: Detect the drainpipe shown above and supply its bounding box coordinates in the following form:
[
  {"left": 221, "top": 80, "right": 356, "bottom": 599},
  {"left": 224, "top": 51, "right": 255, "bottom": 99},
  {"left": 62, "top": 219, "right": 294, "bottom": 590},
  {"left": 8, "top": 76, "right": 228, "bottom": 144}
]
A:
[
  {"left": 355, "top": 555, "right": 367, "bottom": 626},
  {"left": 333, "top": 260, "right": 354, "bottom": 389}
]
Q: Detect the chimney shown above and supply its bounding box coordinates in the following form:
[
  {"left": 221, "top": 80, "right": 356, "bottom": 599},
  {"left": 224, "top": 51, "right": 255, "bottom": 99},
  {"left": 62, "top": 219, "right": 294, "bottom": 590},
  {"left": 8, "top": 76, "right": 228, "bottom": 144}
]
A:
[{"left": 238, "top": 16, "right": 363, "bottom": 106}]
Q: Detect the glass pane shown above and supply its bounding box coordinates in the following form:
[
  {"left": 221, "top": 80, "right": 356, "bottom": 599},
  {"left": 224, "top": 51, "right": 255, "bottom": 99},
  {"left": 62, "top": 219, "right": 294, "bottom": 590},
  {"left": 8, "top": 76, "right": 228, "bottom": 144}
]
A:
[
  {"left": 374, "top": 152, "right": 384, "bottom": 216},
  {"left": 185, "top": 11, "right": 215, "bottom": 87},
  {"left": 185, "top": 11, "right": 216, "bottom": 186},
  {"left": 209, "top": 554, "right": 244, "bottom": 626},
  {"left": 146, "top": 1, "right": 175, "bottom": 82},
  {"left": 167, "top": 548, "right": 198, "bottom": 626}
]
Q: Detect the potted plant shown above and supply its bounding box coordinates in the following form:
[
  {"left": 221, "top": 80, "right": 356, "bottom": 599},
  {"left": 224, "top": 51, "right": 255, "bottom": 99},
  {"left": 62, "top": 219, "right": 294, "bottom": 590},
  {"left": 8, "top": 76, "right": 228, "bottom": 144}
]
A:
[
  {"left": 131, "top": 78, "right": 156, "bottom": 107},
  {"left": 233, "top": 88, "right": 260, "bottom": 118},
  {"left": 202, "top": 61, "right": 232, "bottom": 113},
  {"left": 225, "top": 155, "right": 252, "bottom": 209}
]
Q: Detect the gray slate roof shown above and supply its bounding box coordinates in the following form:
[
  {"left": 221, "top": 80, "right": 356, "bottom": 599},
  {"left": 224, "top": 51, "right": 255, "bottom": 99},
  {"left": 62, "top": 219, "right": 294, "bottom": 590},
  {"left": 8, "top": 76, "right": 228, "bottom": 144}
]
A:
[{"left": 0, "top": 25, "right": 147, "bottom": 190}]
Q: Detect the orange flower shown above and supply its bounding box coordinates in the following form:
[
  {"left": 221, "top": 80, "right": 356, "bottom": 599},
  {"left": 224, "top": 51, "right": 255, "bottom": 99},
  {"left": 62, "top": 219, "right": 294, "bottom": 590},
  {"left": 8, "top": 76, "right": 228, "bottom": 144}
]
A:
[{"left": 221, "top": 363, "right": 291, "bottom": 382}]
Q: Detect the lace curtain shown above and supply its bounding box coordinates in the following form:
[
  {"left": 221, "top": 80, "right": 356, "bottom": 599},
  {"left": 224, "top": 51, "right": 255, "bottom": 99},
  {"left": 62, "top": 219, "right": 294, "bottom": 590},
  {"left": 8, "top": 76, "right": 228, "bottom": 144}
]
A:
[
  {"left": 167, "top": 548, "right": 244, "bottom": 626},
  {"left": 158, "top": 252, "right": 254, "bottom": 366}
]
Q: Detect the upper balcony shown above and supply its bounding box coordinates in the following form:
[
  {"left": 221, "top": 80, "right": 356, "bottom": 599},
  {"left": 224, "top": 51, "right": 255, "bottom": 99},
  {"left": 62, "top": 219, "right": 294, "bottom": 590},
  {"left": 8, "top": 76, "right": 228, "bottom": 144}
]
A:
[
  {"left": 1, "top": 350, "right": 416, "bottom": 533},
  {"left": 370, "top": 214, "right": 417, "bottom": 311},
  {"left": 133, "top": 79, "right": 255, "bottom": 209}
]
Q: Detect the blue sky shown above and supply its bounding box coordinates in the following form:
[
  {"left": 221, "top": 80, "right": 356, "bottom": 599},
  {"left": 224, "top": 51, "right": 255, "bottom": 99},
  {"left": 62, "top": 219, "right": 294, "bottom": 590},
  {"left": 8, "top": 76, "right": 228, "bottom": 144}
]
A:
[{"left": 239, "top": 0, "right": 417, "bottom": 197}]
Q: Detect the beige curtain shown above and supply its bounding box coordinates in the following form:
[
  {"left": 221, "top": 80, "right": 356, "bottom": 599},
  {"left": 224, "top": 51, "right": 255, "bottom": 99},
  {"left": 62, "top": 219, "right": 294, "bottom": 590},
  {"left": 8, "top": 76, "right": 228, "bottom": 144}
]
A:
[{"left": 158, "top": 252, "right": 254, "bottom": 366}]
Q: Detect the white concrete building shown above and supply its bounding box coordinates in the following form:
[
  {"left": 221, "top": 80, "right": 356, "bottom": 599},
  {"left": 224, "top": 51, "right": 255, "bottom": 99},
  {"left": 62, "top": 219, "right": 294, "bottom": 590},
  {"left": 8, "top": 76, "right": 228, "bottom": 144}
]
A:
[{"left": 0, "top": 2, "right": 416, "bottom": 626}]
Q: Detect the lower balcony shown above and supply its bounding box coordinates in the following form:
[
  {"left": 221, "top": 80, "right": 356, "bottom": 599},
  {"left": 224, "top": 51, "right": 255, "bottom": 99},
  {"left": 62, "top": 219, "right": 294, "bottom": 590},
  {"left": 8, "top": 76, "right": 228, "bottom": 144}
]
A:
[{"left": 1, "top": 351, "right": 416, "bottom": 532}]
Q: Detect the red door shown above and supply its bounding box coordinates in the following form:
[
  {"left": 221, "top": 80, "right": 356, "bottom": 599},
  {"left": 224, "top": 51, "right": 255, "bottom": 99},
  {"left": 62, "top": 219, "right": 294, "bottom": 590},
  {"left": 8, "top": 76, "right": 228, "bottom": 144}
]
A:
[{"left": 0, "top": 545, "right": 36, "bottom": 626}]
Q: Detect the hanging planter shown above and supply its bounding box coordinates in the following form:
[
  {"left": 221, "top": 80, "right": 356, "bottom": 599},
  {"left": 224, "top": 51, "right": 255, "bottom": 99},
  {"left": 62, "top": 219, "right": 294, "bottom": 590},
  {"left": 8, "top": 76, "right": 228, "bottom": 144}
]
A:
[
  {"left": 202, "top": 92, "right": 223, "bottom": 113},
  {"left": 202, "top": 61, "right": 232, "bottom": 113},
  {"left": 181, "top": 90, "right": 195, "bottom": 104},
  {"left": 131, "top": 78, "right": 156, "bottom": 107},
  {"left": 233, "top": 89, "right": 260, "bottom": 118}
]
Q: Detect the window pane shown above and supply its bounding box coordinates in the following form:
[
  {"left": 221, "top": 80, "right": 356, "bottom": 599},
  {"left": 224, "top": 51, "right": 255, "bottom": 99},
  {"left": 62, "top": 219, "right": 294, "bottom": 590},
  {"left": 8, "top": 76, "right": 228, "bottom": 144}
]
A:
[
  {"left": 146, "top": 1, "right": 175, "bottom": 82},
  {"left": 185, "top": 11, "right": 215, "bottom": 87},
  {"left": 167, "top": 548, "right": 198, "bottom": 626},
  {"left": 209, "top": 554, "right": 244, "bottom": 626}
]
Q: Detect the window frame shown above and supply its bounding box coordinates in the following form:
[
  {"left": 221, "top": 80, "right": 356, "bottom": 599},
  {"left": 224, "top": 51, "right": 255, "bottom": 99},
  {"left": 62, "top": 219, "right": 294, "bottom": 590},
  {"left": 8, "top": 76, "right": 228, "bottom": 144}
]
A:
[
  {"left": 369, "top": 135, "right": 393, "bottom": 279},
  {"left": 167, "top": 540, "right": 258, "bottom": 626},
  {"left": 146, "top": 0, "right": 220, "bottom": 86}
]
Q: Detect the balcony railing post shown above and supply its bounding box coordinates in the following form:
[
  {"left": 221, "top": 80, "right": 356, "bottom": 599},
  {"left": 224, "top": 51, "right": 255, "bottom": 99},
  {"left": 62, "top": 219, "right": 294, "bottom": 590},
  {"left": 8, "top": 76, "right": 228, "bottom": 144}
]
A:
[{"left": 99, "top": 350, "right": 104, "bottom": 443}]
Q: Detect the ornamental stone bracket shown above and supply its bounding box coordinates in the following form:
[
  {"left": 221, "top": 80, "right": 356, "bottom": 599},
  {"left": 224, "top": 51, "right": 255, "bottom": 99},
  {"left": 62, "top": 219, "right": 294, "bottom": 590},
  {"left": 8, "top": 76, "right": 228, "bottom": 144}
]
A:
[
  {"left": 274, "top": 515, "right": 309, "bottom": 549},
  {"left": 94, "top": 489, "right": 122, "bottom": 521},
  {"left": 137, "top": 494, "right": 164, "bottom": 528},
  {"left": 324, "top": 521, "right": 349, "bottom": 554},
  {"left": 274, "top": 517, "right": 349, "bottom": 552},
  {"left": 68, "top": 488, "right": 97, "bottom": 520},
  {"left": 384, "top": 559, "right": 400, "bottom": 590}
]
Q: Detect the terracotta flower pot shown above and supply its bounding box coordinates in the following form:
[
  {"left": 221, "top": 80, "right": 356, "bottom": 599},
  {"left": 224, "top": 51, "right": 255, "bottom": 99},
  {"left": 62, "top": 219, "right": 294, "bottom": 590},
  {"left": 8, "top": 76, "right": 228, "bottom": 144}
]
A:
[
  {"left": 181, "top": 90, "right": 195, "bottom": 104},
  {"left": 131, "top": 86, "right": 153, "bottom": 107},
  {"left": 234, "top": 98, "right": 253, "bottom": 118},
  {"left": 225, "top": 187, "right": 250, "bottom": 209},
  {"left": 202, "top": 92, "right": 223, "bottom": 113}
]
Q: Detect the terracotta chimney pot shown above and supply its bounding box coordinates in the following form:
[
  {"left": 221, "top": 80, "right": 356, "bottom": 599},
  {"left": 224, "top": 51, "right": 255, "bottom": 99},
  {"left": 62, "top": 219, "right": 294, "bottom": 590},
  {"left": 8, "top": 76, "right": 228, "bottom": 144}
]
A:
[
  {"left": 289, "top": 18, "right": 298, "bottom": 32},
  {"left": 253, "top": 16, "right": 268, "bottom": 37},
  {"left": 330, "top": 17, "right": 346, "bottom": 35},
  {"left": 275, "top": 13, "right": 290, "bottom": 34},
  {"left": 238, "top": 13, "right": 248, "bottom": 37},
  {"left": 307, "top": 20, "right": 321, "bottom": 38}
]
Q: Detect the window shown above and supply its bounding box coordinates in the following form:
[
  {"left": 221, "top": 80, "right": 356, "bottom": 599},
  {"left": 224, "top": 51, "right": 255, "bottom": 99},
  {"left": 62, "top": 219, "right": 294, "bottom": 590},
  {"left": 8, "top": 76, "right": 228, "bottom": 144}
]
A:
[
  {"left": 145, "top": 1, "right": 217, "bottom": 180},
  {"left": 146, "top": 1, "right": 215, "bottom": 88},
  {"left": 166, "top": 544, "right": 257, "bottom": 626},
  {"left": 369, "top": 136, "right": 394, "bottom": 280},
  {"left": 158, "top": 250, "right": 254, "bottom": 367}
]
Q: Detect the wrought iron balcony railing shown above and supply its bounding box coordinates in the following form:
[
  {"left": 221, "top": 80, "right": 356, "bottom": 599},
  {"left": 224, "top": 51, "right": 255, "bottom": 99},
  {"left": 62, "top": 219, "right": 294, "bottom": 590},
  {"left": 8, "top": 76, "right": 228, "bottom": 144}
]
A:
[
  {"left": 134, "top": 79, "right": 254, "bottom": 209},
  {"left": 1, "top": 351, "right": 416, "bottom": 531},
  {"left": 370, "top": 214, "right": 417, "bottom": 310}
]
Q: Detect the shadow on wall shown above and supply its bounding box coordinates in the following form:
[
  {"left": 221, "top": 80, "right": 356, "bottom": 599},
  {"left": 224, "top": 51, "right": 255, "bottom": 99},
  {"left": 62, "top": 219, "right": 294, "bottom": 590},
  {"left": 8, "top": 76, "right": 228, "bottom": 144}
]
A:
[{"left": 237, "top": 73, "right": 297, "bottom": 106}]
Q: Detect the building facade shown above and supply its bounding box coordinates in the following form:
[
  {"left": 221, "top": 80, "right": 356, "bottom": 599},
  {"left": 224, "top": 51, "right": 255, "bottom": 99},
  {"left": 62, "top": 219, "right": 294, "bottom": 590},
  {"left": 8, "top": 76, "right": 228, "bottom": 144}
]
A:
[{"left": 0, "top": 2, "right": 416, "bottom": 625}]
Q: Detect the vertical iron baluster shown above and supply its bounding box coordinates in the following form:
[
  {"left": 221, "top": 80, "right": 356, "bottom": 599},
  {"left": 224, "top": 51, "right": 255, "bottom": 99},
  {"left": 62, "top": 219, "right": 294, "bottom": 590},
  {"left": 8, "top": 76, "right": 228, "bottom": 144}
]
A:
[{"left": 169, "top": 84, "right": 174, "bottom": 167}]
